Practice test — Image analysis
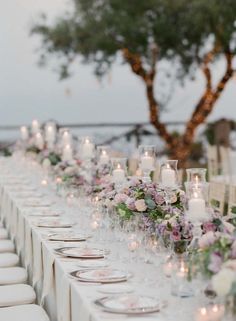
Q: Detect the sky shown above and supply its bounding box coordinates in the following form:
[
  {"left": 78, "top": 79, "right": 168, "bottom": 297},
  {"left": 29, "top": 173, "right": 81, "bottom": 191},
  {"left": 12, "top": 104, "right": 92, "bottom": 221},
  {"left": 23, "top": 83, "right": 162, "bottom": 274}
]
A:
[{"left": 0, "top": 0, "right": 236, "bottom": 132}]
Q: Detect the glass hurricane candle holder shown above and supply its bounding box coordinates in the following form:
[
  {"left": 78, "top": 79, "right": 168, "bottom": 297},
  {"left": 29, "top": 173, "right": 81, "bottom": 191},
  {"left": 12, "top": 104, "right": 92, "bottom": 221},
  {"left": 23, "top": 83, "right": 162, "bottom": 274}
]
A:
[
  {"left": 35, "top": 132, "right": 44, "bottom": 150},
  {"left": 44, "top": 121, "right": 57, "bottom": 148},
  {"left": 20, "top": 126, "right": 29, "bottom": 141},
  {"left": 79, "top": 136, "right": 95, "bottom": 160},
  {"left": 159, "top": 160, "right": 179, "bottom": 189},
  {"left": 97, "top": 145, "right": 110, "bottom": 166},
  {"left": 111, "top": 158, "right": 127, "bottom": 189},
  {"left": 31, "top": 119, "right": 40, "bottom": 134},
  {"left": 138, "top": 145, "right": 156, "bottom": 183},
  {"left": 185, "top": 168, "right": 209, "bottom": 207},
  {"left": 186, "top": 168, "right": 207, "bottom": 184},
  {"left": 60, "top": 128, "right": 72, "bottom": 147}
]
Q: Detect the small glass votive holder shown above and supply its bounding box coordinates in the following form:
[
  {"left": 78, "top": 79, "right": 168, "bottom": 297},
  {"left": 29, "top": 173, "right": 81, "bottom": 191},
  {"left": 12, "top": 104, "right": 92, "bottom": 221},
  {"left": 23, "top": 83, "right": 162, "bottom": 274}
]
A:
[{"left": 171, "top": 258, "right": 194, "bottom": 298}]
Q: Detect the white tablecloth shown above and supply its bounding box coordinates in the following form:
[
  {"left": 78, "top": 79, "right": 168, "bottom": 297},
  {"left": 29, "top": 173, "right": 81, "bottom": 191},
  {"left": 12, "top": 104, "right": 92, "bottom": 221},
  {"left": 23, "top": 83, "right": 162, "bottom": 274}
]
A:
[{"left": 0, "top": 157, "right": 198, "bottom": 321}]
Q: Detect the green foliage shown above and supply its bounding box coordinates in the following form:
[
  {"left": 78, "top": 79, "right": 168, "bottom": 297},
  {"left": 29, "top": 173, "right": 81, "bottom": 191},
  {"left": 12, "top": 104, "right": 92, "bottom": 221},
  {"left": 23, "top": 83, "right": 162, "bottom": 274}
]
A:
[
  {"left": 116, "top": 203, "right": 134, "bottom": 220},
  {"left": 47, "top": 152, "right": 61, "bottom": 166},
  {"left": 3, "top": 148, "right": 12, "bottom": 157},
  {"left": 32, "top": 0, "right": 236, "bottom": 79},
  {"left": 26, "top": 146, "right": 41, "bottom": 154}
]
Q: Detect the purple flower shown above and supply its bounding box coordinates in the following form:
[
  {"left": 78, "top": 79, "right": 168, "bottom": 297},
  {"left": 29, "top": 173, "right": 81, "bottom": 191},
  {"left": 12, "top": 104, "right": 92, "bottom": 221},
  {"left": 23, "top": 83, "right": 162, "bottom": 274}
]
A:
[
  {"left": 125, "top": 197, "right": 136, "bottom": 211},
  {"left": 202, "top": 222, "right": 217, "bottom": 233},
  {"left": 171, "top": 228, "right": 181, "bottom": 241},
  {"left": 114, "top": 193, "right": 128, "bottom": 205},
  {"left": 208, "top": 252, "right": 223, "bottom": 273},
  {"left": 154, "top": 193, "right": 165, "bottom": 205}
]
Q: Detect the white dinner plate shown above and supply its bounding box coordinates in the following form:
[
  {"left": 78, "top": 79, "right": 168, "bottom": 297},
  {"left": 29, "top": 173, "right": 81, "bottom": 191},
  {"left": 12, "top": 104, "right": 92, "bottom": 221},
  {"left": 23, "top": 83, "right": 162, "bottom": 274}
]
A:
[
  {"left": 55, "top": 247, "right": 106, "bottom": 259},
  {"left": 70, "top": 269, "right": 129, "bottom": 283},
  {"left": 48, "top": 232, "right": 90, "bottom": 242},
  {"left": 36, "top": 219, "right": 73, "bottom": 228},
  {"left": 95, "top": 294, "right": 164, "bottom": 314}
]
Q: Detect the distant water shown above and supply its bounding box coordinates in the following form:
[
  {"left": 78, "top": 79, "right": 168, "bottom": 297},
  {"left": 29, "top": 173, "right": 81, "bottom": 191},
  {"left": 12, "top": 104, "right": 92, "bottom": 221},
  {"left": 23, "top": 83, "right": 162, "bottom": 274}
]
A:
[{"left": 0, "top": 125, "right": 165, "bottom": 156}]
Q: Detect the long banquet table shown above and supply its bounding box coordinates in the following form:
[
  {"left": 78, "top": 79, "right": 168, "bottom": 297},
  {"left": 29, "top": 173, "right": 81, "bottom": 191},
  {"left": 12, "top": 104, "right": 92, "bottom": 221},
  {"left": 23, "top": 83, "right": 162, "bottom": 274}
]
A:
[{"left": 0, "top": 156, "right": 198, "bottom": 321}]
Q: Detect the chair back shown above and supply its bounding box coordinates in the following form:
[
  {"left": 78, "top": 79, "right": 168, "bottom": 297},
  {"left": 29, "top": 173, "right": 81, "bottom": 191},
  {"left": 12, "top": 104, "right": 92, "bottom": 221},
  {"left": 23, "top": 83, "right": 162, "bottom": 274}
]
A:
[{"left": 209, "top": 181, "right": 226, "bottom": 214}]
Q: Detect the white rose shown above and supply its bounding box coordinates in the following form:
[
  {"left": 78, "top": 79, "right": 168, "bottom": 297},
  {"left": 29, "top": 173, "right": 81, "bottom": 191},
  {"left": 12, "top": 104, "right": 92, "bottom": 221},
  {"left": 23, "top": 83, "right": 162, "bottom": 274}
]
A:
[
  {"left": 212, "top": 268, "right": 236, "bottom": 296},
  {"left": 42, "top": 158, "right": 51, "bottom": 169},
  {"left": 134, "top": 199, "right": 147, "bottom": 212},
  {"left": 64, "top": 166, "right": 76, "bottom": 175}
]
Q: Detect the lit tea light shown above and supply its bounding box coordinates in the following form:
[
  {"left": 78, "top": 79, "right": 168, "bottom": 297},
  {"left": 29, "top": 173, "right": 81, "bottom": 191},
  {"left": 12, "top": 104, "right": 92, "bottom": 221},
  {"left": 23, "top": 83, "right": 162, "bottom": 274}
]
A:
[
  {"left": 56, "top": 177, "right": 62, "bottom": 184},
  {"left": 195, "top": 304, "right": 225, "bottom": 321},
  {"left": 20, "top": 126, "right": 29, "bottom": 141},
  {"left": 163, "top": 260, "right": 173, "bottom": 278},
  {"left": 41, "top": 179, "right": 48, "bottom": 186},
  {"left": 91, "top": 220, "right": 99, "bottom": 230}
]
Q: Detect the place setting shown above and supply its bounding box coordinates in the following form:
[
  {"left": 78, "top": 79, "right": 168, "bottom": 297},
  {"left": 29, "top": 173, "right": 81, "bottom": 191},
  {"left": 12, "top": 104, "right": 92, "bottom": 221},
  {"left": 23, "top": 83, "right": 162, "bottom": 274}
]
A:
[
  {"left": 34, "top": 217, "right": 74, "bottom": 228},
  {"left": 70, "top": 268, "right": 131, "bottom": 284},
  {"left": 54, "top": 247, "right": 108, "bottom": 259},
  {"left": 94, "top": 294, "right": 166, "bottom": 315}
]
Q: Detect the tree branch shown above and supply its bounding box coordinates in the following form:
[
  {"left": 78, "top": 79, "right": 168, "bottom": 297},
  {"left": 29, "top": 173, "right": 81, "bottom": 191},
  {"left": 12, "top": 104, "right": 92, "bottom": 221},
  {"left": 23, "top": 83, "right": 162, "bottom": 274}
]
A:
[
  {"left": 122, "top": 48, "right": 175, "bottom": 147},
  {"left": 182, "top": 51, "right": 233, "bottom": 148}
]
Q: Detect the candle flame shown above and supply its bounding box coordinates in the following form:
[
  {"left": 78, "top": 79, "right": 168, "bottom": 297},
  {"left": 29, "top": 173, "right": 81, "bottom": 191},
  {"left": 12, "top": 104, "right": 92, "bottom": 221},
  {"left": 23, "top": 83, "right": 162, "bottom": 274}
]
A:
[
  {"left": 200, "top": 308, "right": 207, "bottom": 316},
  {"left": 212, "top": 305, "right": 218, "bottom": 313},
  {"left": 144, "top": 151, "right": 148, "bottom": 156},
  {"left": 85, "top": 138, "right": 90, "bottom": 144},
  {"left": 166, "top": 163, "right": 170, "bottom": 169},
  {"left": 194, "top": 174, "right": 199, "bottom": 184},
  {"left": 102, "top": 150, "right": 107, "bottom": 155},
  {"left": 117, "top": 163, "right": 121, "bottom": 169}
]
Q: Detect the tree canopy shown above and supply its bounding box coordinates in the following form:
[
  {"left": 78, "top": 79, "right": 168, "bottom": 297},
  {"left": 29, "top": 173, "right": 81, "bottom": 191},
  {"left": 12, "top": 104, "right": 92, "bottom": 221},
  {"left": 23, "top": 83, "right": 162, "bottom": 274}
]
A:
[{"left": 32, "top": 0, "right": 236, "bottom": 165}]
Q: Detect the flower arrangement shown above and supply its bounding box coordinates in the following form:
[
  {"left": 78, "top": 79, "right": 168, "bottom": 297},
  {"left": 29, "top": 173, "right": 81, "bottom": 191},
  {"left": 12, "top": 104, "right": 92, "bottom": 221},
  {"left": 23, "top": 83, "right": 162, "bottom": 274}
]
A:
[
  {"left": 113, "top": 179, "right": 185, "bottom": 220},
  {"left": 189, "top": 230, "right": 236, "bottom": 316}
]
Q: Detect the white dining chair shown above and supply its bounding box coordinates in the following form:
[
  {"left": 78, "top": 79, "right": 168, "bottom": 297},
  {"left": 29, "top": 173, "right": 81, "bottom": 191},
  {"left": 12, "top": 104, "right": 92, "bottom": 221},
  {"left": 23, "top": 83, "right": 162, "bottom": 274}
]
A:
[
  {"left": 0, "top": 304, "right": 50, "bottom": 321},
  {"left": 209, "top": 181, "right": 226, "bottom": 215},
  {"left": 228, "top": 184, "right": 236, "bottom": 215},
  {"left": 0, "top": 253, "right": 19, "bottom": 268},
  {"left": 0, "top": 228, "right": 8, "bottom": 240},
  {"left": 207, "top": 145, "right": 219, "bottom": 180},
  {"left": 0, "top": 267, "right": 27, "bottom": 285},
  {"left": 219, "top": 146, "right": 231, "bottom": 176},
  {"left": 0, "top": 284, "right": 36, "bottom": 307},
  {"left": 0, "top": 240, "right": 15, "bottom": 253}
]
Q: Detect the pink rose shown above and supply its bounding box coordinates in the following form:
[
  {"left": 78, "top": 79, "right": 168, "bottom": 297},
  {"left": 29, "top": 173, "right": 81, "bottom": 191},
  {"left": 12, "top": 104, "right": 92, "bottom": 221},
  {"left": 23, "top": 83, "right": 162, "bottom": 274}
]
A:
[
  {"left": 114, "top": 193, "right": 128, "bottom": 205},
  {"left": 198, "top": 231, "right": 216, "bottom": 249},
  {"left": 135, "top": 199, "right": 147, "bottom": 212},
  {"left": 125, "top": 197, "right": 136, "bottom": 211}
]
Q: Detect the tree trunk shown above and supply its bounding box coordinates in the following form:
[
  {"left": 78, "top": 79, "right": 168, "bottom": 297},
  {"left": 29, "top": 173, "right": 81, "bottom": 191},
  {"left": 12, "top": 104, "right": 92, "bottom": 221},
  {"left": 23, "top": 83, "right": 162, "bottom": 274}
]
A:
[{"left": 123, "top": 48, "right": 234, "bottom": 168}]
